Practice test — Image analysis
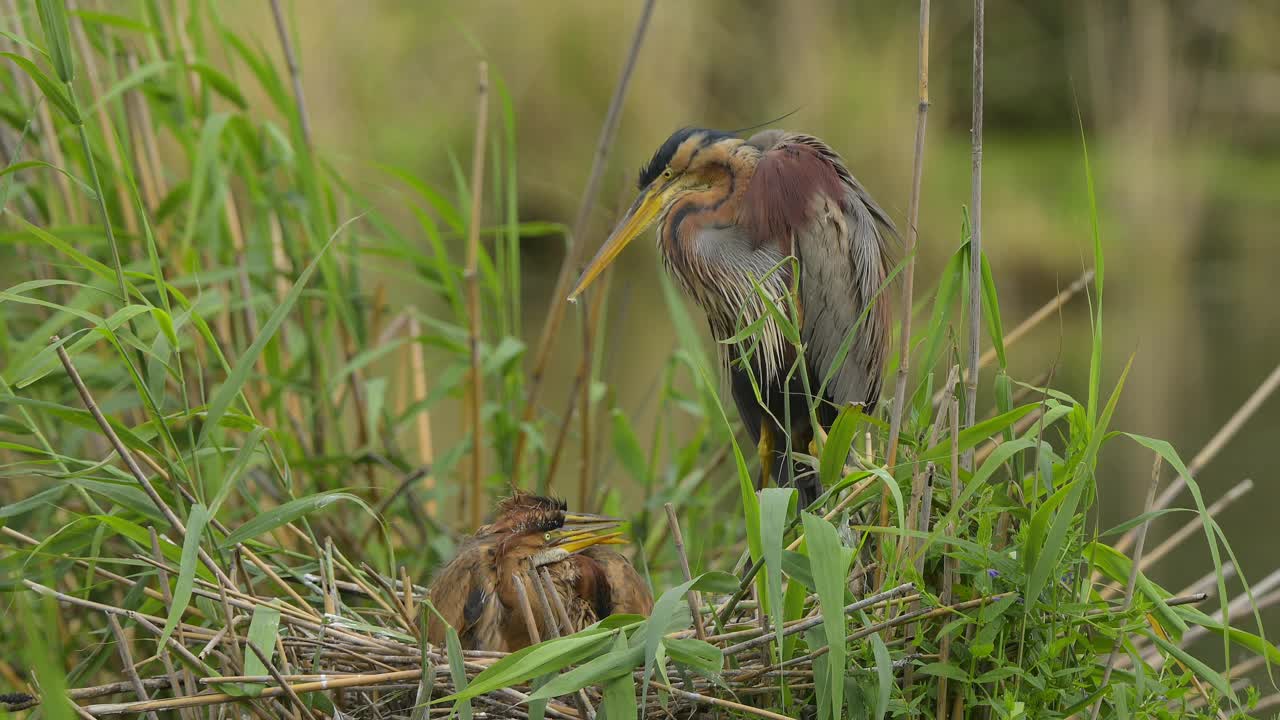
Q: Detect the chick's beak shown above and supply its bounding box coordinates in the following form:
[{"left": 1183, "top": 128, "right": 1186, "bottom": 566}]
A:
[{"left": 545, "top": 511, "right": 627, "bottom": 554}]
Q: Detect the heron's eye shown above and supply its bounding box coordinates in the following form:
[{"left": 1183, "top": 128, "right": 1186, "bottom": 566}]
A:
[
  {"left": 662, "top": 168, "right": 673, "bottom": 180},
  {"left": 543, "top": 532, "right": 551, "bottom": 542}
]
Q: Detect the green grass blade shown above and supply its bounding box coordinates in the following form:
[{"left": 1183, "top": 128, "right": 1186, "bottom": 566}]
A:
[
  {"left": 198, "top": 214, "right": 358, "bottom": 449},
  {"left": 802, "top": 512, "right": 854, "bottom": 720},
  {"left": 760, "top": 487, "right": 795, "bottom": 654},
  {"left": 218, "top": 491, "right": 372, "bottom": 548},
  {"left": 446, "top": 627, "right": 474, "bottom": 720},
  {"left": 158, "top": 502, "right": 211, "bottom": 649},
  {"left": 35, "top": 0, "right": 75, "bottom": 82},
  {"left": 242, "top": 604, "right": 281, "bottom": 695},
  {"left": 870, "top": 630, "right": 892, "bottom": 720}
]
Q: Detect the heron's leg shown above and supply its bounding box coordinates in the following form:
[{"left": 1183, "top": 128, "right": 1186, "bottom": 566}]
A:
[{"left": 757, "top": 421, "right": 775, "bottom": 490}]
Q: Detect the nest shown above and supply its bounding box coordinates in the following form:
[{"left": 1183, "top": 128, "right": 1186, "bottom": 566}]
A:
[{"left": 15, "top": 536, "right": 932, "bottom": 720}]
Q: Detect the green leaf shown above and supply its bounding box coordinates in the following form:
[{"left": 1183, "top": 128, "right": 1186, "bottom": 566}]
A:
[
  {"left": 441, "top": 631, "right": 612, "bottom": 703},
  {"left": 918, "top": 662, "right": 969, "bottom": 681},
  {"left": 218, "top": 492, "right": 372, "bottom": 548},
  {"left": 759, "top": 487, "right": 795, "bottom": 655},
  {"left": 1024, "top": 477, "right": 1085, "bottom": 607},
  {"left": 663, "top": 637, "right": 723, "bottom": 675},
  {"left": 446, "top": 628, "right": 473, "bottom": 720},
  {"left": 199, "top": 215, "right": 356, "bottom": 448},
  {"left": 209, "top": 427, "right": 268, "bottom": 517},
  {"left": 979, "top": 252, "right": 1006, "bottom": 369},
  {"left": 638, "top": 572, "right": 736, "bottom": 708},
  {"left": 241, "top": 605, "right": 281, "bottom": 695},
  {"left": 921, "top": 403, "right": 1038, "bottom": 464},
  {"left": 1, "top": 52, "right": 78, "bottom": 124},
  {"left": 819, "top": 404, "right": 862, "bottom": 493},
  {"left": 527, "top": 636, "right": 642, "bottom": 700},
  {"left": 36, "top": 0, "right": 75, "bottom": 83},
  {"left": 611, "top": 409, "right": 650, "bottom": 486},
  {"left": 803, "top": 512, "right": 854, "bottom": 720},
  {"left": 1146, "top": 631, "right": 1234, "bottom": 702},
  {"left": 870, "top": 631, "right": 892, "bottom": 720},
  {"left": 159, "top": 503, "right": 211, "bottom": 649},
  {"left": 0, "top": 160, "right": 97, "bottom": 199},
  {"left": 186, "top": 61, "right": 247, "bottom": 109},
  {"left": 600, "top": 632, "right": 638, "bottom": 720}
]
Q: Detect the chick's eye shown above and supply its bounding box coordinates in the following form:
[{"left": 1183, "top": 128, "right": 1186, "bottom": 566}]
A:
[{"left": 544, "top": 532, "right": 551, "bottom": 542}]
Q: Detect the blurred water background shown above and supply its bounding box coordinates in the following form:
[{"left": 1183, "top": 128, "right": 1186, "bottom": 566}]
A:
[{"left": 221, "top": 1, "right": 1280, "bottom": 644}]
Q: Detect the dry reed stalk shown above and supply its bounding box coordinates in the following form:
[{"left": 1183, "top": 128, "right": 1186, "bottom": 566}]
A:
[
  {"left": 53, "top": 337, "right": 236, "bottom": 590},
  {"left": 750, "top": 592, "right": 1015, "bottom": 678},
  {"left": 720, "top": 583, "right": 914, "bottom": 657},
  {"left": 105, "top": 616, "right": 160, "bottom": 720},
  {"left": 936, "top": 398, "right": 962, "bottom": 719},
  {"left": 1117, "top": 360, "right": 1280, "bottom": 554},
  {"left": 464, "top": 61, "right": 490, "bottom": 529},
  {"left": 1098, "top": 478, "right": 1253, "bottom": 603},
  {"left": 4, "top": 0, "right": 82, "bottom": 224},
  {"left": 409, "top": 313, "right": 440, "bottom": 515},
  {"left": 268, "top": 0, "right": 312, "bottom": 148},
  {"left": 119, "top": 51, "right": 165, "bottom": 219},
  {"left": 68, "top": 0, "right": 137, "bottom": 234},
  {"left": 882, "top": 0, "right": 932, "bottom": 585},
  {"left": 963, "top": 0, "right": 986, "bottom": 472},
  {"left": 664, "top": 503, "right": 708, "bottom": 641},
  {"left": 544, "top": 266, "right": 612, "bottom": 498},
  {"left": 510, "top": 572, "right": 542, "bottom": 646},
  {"left": 147, "top": 529, "right": 198, "bottom": 720},
  {"left": 512, "top": 0, "right": 657, "bottom": 478},
  {"left": 649, "top": 680, "right": 792, "bottom": 720}
]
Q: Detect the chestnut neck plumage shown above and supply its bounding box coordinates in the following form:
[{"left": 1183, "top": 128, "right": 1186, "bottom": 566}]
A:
[{"left": 656, "top": 140, "right": 794, "bottom": 381}]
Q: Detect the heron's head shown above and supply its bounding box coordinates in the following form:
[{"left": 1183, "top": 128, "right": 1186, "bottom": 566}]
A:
[
  {"left": 568, "top": 127, "right": 745, "bottom": 301},
  {"left": 483, "top": 491, "right": 627, "bottom": 566}
]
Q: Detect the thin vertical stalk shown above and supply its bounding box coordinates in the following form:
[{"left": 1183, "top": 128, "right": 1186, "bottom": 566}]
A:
[
  {"left": 407, "top": 314, "right": 437, "bottom": 517},
  {"left": 963, "top": 0, "right": 985, "bottom": 470},
  {"left": 664, "top": 503, "right": 708, "bottom": 642},
  {"left": 881, "top": 0, "right": 930, "bottom": 579},
  {"left": 465, "top": 62, "right": 490, "bottom": 530},
  {"left": 268, "top": 0, "right": 312, "bottom": 149},
  {"left": 122, "top": 51, "right": 165, "bottom": 220},
  {"left": 6, "top": 0, "right": 81, "bottom": 224},
  {"left": 68, "top": 0, "right": 137, "bottom": 234},
  {"left": 511, "top": 0, "right": 657, "bottom": 480}
]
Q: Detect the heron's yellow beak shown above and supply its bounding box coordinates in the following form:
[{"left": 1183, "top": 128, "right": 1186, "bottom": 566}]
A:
[{"left": 568, "top": 186, "right": 666, "bottom": 301}]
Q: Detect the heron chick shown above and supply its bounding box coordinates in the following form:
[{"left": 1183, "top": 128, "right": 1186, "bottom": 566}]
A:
[{"left": 426, "top": 491, "right": 652, "bottom": 652}]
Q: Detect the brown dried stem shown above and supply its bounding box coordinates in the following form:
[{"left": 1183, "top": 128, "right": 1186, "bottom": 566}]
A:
[
  {"left": 52, "top": 336, "right": 234, "bottom": 589},
  {"left": 1117, "top": 360, "right": 1280, "bottom": 554},
  {"left": 268, "top": 0, "right": 312, "bottom": 148},
  {"left": 465, "top": 61, "right": 490, "bottom": 529},
  {"left": 963, "top": 0, "right": 986, "bottom": 471},
  {"left": 664, "top": 503, "right": 707, "bottom": 641},
  {"left": 512, "top": 0, "right": 657, "bottom": 478}
]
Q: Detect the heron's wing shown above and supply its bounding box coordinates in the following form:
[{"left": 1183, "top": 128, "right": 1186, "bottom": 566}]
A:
[
  {"left": 582, "top": 547, "right": 653, "bottom": 616},
  {"left": 742, "top": 132, "right": 896, "bottom": 415},
  {"left": 426, "top": 541, "right": 502, "bottom": 650}
]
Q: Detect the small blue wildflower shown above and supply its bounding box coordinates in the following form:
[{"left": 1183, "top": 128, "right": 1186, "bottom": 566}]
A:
[{"left": 986, "top": 568, "right": 1000, "bottom": 579}]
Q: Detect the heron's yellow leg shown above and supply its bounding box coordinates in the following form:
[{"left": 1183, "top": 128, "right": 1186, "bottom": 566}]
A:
[{"left": 757, "top": 422, "right": 775, "bottom": 490}]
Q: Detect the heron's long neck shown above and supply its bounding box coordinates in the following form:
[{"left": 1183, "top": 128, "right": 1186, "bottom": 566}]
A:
[{"left": 657, "top": 155, "right": 794, "bottom": 380}]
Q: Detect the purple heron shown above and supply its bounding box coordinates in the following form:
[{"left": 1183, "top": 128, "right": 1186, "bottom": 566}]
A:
[
  {"left": 425, "top": 491, "right": 652, "bottom": 652},
  {"left": 569, "top": 128, "right": 896, "bottom": 506}
]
